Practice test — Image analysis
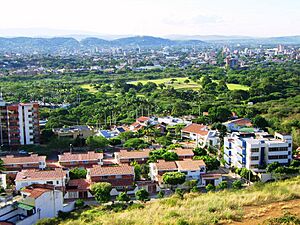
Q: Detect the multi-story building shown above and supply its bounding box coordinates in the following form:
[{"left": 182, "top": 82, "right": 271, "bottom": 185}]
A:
[
  {"left": 0, "top": 96, "right": 40, "bottom": 146},
  {"left": 224, "top": 132, "right": 293, "bottom": 172}
]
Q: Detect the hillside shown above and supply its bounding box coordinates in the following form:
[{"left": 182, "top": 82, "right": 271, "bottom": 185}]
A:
[{"left": 38, "top": 177, "right": 300, "bottom": 225}]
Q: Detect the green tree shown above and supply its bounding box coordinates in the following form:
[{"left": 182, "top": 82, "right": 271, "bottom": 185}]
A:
[
  {"left": 135, "top": 188, "right": 149, "bottom": 202},
  {"left": 156, "top": 136, "right": 172, "bottom": 147},
  {"left": 116, "top": 192, "right": 130, "bottom": 203},
  {"left": 131, "top": 161, "right": 141, "bottom": 180},
  {"left": 124, "top": 138, "right": 148, "bottom": 149},
  {"left": 252, "top": 115, "right": 269, "bottom": 130},
  {"left": 162, "top": 172, "right": 186, "bottom": 186},
  {"left": 69, "top": 168, "right": 87, "bottom": 179},
  {"left": 90, "top": 182, "right": 112, "bottom": 204},
  {"left": 86, "top": 136, "right": 109, "bottom": 149},
  {"left": 266, "top": 162, "right": 281, "bottom": 173}
]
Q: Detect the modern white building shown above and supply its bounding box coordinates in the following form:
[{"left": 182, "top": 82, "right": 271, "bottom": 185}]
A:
[{"left": 224, "top": 132, "right": 293, "bottom": 172}]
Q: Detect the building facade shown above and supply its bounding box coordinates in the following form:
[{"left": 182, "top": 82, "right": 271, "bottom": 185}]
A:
[
  {"left": 224, "top": 132, "right": 293, "bottom": 172},
  {"left": 0, "top": 96, "right": 39, "bottom": 146}
]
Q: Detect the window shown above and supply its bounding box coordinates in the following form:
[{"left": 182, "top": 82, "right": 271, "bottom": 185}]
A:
[
  {"left": 269, "top": 147, "right": 288, "bottom": 152},
  {"left": 46, "top": 181, "right": 53, "bottom": 184},
  {"left": 116, "top": 175, "right": 122, "bottom": 179},
  {"left": 56, "top": 181, "right": 59, "bottom": 185},
  {"left": 268, "top": 155, "right": 288, "bottom": 160},
  {"left": 251, "top": 148, "right": 259, "bottom": 152},
  {"left": 251, "top": 156, "right": 259, "bottom": 161}
]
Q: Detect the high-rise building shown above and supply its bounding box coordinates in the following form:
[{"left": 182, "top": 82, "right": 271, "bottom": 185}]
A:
[{"left": 0, "top": 95, "right": 40, "bottom": 146}]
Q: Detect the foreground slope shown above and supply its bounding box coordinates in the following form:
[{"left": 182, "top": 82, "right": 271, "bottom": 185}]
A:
[{"left": 48, "top": 177, "right": 300, "bottom": 225}]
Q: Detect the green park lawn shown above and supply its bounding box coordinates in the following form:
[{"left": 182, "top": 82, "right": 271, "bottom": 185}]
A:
[{"left": 128, "top": 77, "right": 249, "bottom": 91}]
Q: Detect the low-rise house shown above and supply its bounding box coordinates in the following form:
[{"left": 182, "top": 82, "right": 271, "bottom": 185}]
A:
[
  {"left": 1, "top": 154, "right": 46, "bottom": 174},
  {"left": 129, "top": 116, "right": 152, "bottom": 132},
  {"left": 157, "top": 116, "right": 191, "bottom": 126},
  {"left": 15, "top": 169, "right": 68, "bottom": 191},
  {"left": 53, "top": 125, "right": 95, "bottom": 139},
  {"left": 181, "top": 123, "right": 219, "bottom": 148},
  {"left": 58, "top": 152, "right": 103, "bottom": 168},
  {"left": 223, "top": 118, "right": 253, "bottom": 132},
  {"left": 114, "top": 149, "right": 150, "bottom": 164},
  {"left": 65, "top": 179, "right": 92, "bottom": 200},
  {"left": 149, "top": 159, "right": 222, "bottom": 188},
  {"left": 0, "top": 184, "right": 72, "bottom": 225},
  {"left": 87, "top": 165, "right": 135, "bottom": 195},
  {"left": 149, "top": 160, "right": 178, "bottom": 182},
  {"left": 176, "top": 159, "right": 206, "bottom": 181},
  {"left": 169, "top": 148, "right": 194, "bottom": 160}
]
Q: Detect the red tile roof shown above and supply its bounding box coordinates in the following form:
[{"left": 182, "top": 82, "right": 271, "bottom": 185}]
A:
[
  {"left": 1, "top": 154, "right": 46, "bottom": 165},
  {"left": 181, "top": 123, "right": 208, "bottom": 136},
  {"left": 15, "top": 169, "right": 66, "bottom": 181},
  {"left": 117, "top": 149, "right": 150, "bottom": 159},
  {"left": 226, "top": 118, "right": 252, "bottom": 126},
  {"left": 137, "top": 116, "right": 150, "bottom": 122},
  {"left": 171, "top": 148, "right": 194, "bottom": 157},
  {"left": 22, "top": 187, "right": 52, "bottom": 198},
  {"left": 67, "top": 179, "right": 91, "bottom": 190},
  {"left": 155, "top": 160, "right": 178, "bottom": 171},
  {"left": 175, "top": 159, "right": 206, "bottom": 171},
  {"left": 58, "top": 152, "right": 103, "bottom": 162},
  {"left": 89, "top": 165, "right": 134, "bottom": 176}
]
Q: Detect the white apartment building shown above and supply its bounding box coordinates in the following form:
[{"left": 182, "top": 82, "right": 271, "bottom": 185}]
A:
[{"left": 224, "top": 132, "right": 292, "bottom": 172}]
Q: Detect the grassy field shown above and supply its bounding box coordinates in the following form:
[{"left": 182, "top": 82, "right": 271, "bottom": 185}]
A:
[
  {"left": 128, "top": 77, "right": 249, "bottom": 91},
  {"left": 81, "top": 84, "right": 98, "bottom": 93},
  {"left": 45, "top": 176, "right": 300, "bottom": 225}
]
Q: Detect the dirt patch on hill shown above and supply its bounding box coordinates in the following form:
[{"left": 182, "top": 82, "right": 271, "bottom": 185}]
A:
[{"left": 229, "top": 199, "right": 300, "bottom": 225}]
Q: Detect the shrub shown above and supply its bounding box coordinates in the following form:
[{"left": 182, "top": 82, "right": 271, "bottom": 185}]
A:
[
  {"left": 175, "top": 188, "right": 184, "bottom": 199},
  {"left": 135, "top": 188, "right": 149, "bottom": 202},
  {"left": 117, "top": 192, "right": 130, "bottom": 202},
  {"left": 157, "top": 190, "right": 165, "bottom": 198},
  {"left": 216, "top": 181, "right": 228, "bottom": 190},
  {"left": 232, "top": 180, "right": 242, "bottom": 190},
  {"left": 75, "top": 199, "right": 85, "bottom": 208},
  {"left": 90, "top": 182, "right": 112, "bottom": 204},
  {"left": 205, "top": 184, "right": 215, "bottom": 192}
]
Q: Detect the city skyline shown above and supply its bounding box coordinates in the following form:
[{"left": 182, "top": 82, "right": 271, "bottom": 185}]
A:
[{"left": 0, "top": 0, "right": 300, "bottom": 37}]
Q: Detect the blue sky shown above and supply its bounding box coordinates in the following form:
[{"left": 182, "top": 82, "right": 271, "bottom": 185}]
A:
[{"left": 0, "top": 0, "right": 299, "bottom": 37}]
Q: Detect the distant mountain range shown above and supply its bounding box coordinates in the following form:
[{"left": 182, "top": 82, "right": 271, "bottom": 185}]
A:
[
  {"left": 0, "top": 35, "right": 299, "bottom": 54},
  {"left": 0, "top": 36, "right": 206, "bottom": 54}
]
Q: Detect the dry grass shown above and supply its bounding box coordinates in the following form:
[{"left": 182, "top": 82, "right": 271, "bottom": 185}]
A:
[{"left": 61, "top": 176, "right": 300, "bottom": 225}]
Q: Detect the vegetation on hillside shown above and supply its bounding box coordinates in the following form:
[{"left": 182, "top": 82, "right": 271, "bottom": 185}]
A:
[{"left": 36, "top": 176, "right": 300, "bottom": 225}]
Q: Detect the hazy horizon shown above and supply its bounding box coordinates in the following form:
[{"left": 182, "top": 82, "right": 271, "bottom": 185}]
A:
[{"left": 0, "top": 0, "right": 299, "bottom": 38}]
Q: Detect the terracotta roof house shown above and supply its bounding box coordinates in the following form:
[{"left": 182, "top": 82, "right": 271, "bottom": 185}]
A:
[
  {"left": 181, "top": 123, "right": 220, "bottom": 148},
  {"left": 169, "top": 148, "right": 194, "bottom": 159},
  {"left": 65, "top": 179, "right": 93, "bottom": 200},
  {"left": 115, "top": 149, "right": 150, "bottom": 164},
  {"left": 1, "top": 154, "right": 46, "bottom": 173},
  {"left": 15, "top": 169, "right": 68, "bottom": 190},
  {"left": 87, "top": 165, "right": 135, "bottom": 189},
  {"left": 58, "top": 152, "right": 103, "bottom": 168}
]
